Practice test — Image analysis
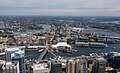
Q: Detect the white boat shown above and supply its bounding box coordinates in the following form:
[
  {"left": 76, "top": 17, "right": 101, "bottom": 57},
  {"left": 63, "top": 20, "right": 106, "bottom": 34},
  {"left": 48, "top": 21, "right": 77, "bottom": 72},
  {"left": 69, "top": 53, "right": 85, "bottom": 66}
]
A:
[
  {"left": 38, "top": 49, "right": 44, "bottom": 52},
  {"left": 75, "top": 42, "right": 108, "bottom": 48},
  {"left": 75, "top": 42, "right": 89, "bottom": 47},
  {"left": 89, "top": 42, "right": 108, "bottom": 48}
]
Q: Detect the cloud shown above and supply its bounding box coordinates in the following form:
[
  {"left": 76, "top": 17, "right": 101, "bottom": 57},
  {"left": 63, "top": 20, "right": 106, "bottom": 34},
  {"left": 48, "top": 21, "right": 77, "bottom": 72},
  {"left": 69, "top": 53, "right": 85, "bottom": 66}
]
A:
[{"left": 0, "top": 0, "right": 120, "bottom": 16}]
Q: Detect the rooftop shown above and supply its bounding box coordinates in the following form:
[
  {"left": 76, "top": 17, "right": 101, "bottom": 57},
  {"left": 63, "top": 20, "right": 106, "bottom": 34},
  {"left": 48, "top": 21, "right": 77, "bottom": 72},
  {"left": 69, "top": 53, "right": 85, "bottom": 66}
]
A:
[
  {"left": 0, "top": 60, "right": 5, "bottom": 64},
  {"left": 33, "top": 63, "right": 49, "bottom": 70},
  {"left": 52, "top": 42, "right": 71, "bottom": 48}
]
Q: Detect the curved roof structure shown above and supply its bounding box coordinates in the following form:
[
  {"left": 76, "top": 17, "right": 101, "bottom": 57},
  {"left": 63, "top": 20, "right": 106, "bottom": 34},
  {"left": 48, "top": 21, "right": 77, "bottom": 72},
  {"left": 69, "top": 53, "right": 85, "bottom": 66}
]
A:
[{"left": 52, "top": 42, "right": 71, "bottom": 48}]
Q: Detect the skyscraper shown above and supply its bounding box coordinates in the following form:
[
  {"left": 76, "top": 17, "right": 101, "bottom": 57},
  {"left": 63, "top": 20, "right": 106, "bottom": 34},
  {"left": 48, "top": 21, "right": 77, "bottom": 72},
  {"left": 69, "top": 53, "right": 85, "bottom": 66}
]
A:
[
  {"left": 107, "top": 52, "right": 120, "bottom": 68},
  {"left": 2, "top": 61, "right": 20, "bottom": 73},
  {"left": 12, "top": 48, "right": 25, "bottom": 73},
  {"left": 75, "top": 58, "right": 88, "bottom": 73},
  {"left": 92, "top": 57, "right": 107, "bottom": 73},
  {"left": 5, "top": 47, "right": 25, "bottom": 73},
  {"left": 50, "top": 61, "right": 62, "bottom": 73},
  {"left": 5, "top": 51, "right": 12, "bottom": 62},
  {"left": 0, "top": 60, "right": 6, "bottom": 73},
  {"left": 66, "top": 59, "right": 75, "bottom": 73}
]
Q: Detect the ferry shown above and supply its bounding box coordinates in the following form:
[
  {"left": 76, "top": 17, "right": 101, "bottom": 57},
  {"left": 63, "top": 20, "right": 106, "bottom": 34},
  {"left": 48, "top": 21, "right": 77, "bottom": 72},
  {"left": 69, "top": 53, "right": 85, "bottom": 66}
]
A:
[
  {"left": 75, "top": 42, "right": 89, "bottom": 47},
  {"left": 89, "top": 42, "right": 108, "bottom": 48},
  {"left": 75, "top": 42, "right": 108, "bottom": 48},
  {"left": 57, "top": 46, "right": 77, "bottom": 54},
  {"left": 38, "top": 49, "right": 44, "bottom": 52},
  {"left": 59, "top": 49, "right": 74, "bottom": 54},
  {"left": 58, "top": 47, "right": 74, "bottom": 54}
]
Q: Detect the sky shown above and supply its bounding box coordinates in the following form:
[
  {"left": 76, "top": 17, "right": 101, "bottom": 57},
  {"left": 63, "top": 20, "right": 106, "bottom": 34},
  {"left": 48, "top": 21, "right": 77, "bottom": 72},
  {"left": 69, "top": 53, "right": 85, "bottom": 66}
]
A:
[{"left": 0, "top": 0, "right": 120, "bottom": 16}]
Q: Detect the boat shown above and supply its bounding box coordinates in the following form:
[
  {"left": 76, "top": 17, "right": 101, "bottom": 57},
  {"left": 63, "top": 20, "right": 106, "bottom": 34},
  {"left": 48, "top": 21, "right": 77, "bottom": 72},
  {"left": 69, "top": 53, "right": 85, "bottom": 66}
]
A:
[
  {"left": 89, "top": 42, "right": 108, "bottom": 48},
  {"left": 59, "top": 49, "right": 74, "bottom": 54},
  {"left": 98, "top": 49, "right": 101, "bottom": 52},
  {"left": 112, "top": 47, "right": 116, "bottom": 49},
  {"left": 75, "top": 42, "right": 89, "bottom": 47},
  {"left": 57, "top": 46, "right": 74, "bottom": 54},
  {"left": 38, "top": 49, "right": 44, "bottom": 52},
  {"left": 75, "top": 42, "right": 108, "bottom": 48}
]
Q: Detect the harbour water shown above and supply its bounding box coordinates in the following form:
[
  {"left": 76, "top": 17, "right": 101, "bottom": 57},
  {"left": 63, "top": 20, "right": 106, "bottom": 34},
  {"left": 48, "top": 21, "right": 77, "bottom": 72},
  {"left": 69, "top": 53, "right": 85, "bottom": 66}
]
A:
[
  {"left": 25, "top": 27, "right": 120, "bottom": 60},
  {"left": 84, "top": 28, "right": 120, "bottom": 37},
  {"left": 15, "top": 25, "right": 50, "bottom": 34}
]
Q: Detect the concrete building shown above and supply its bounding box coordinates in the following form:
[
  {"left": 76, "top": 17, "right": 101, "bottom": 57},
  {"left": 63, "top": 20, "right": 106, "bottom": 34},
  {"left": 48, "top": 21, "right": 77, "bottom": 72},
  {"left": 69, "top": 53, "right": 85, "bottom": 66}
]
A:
[
  {"left": 92, "top": 57, "right": 107, "bottom": 73},
  {"left": 50, "top": 61, "right": 62, "bottom": 73},
  {"left": 33, "top": 62, "right": 50, "bottom": 73},
  {"left": 2, "top": 61, "right": 20, "bottom": 73},
  {"left": 0, "top": 60, "right": 6, "bottom": 73},
  {"left": 5, "top": 51, "right": 12, "bottom": 62},
  {"left": 75, "top": 58, "right": 88, "bottom": 73},
  {"left": 107, "top": 52, "right": 120, "bottom": 68},
  {"left": 66, "top": 59, "right": 76, "bottom": 73},
  {"left": 5, "top": 47, "right": 25, "bottom": 73},
  {"left": 38, "top": 36, "right": 47, "bottom": 45}
]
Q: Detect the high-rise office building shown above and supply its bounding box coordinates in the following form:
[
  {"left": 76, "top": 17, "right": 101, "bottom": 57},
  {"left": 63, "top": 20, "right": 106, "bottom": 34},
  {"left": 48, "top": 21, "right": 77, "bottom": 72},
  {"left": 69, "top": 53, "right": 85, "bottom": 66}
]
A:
[
  {"left": 60, "top": 59, "right": 67, "bottom": 73},
  {"left": 92, "top": 57, "right": 107, "bottom": 73},
  {"left": 75, "top": 58, "right": 88, "bottom": 73},
  {"left": 107, "top": 52, "right": 120, "bottom": 68},
  {"left": 75, "top": 59, "right": 80, "bottom": 73},
  {"left": 66, "top": 59, "right": 75, "bottom": 73},
  {"left": 33, "top": 62, "right": 50, "bottom": 73},
  {"left": 5, "top": 51, "right": 12, "bottom": 62},
  {"left": 5, "top": 47, "right": 25, "bottom": 73},
  {"left": 2, "top": 61, "right": 20, "bottom": 73},
  {"left": 12, "top": 48, "right": 25, "bottom": 73},
  {"left": 0, "top": 64, "right": 3, "bottom": 73},
  {"left": 0, "top": 60, "right": 6, "bottom": 73},
  {"left": 50, "top": 61, "right": 62, "bottom": 73}
]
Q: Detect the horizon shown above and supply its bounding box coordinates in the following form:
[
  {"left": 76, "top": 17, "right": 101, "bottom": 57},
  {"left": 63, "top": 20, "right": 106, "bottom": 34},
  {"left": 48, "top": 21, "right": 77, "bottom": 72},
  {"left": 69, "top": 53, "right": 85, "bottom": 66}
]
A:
[{"left": 0, "top": 15, "right": 120, "bottom": 17}]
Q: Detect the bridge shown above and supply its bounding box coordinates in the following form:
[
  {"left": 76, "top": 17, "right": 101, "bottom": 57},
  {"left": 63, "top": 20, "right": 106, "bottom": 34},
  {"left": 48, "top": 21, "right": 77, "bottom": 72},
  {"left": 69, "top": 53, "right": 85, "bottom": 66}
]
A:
[
  {"left": 37, "top": 46, "right": 57, "bottom": 62},
  {"left": 37, "top": 49, "right": 48, "bottom": 61}
]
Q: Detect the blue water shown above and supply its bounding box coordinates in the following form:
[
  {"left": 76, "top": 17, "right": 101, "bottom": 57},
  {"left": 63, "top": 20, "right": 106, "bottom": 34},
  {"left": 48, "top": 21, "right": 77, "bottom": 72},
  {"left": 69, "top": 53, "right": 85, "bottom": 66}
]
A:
[
  {"left": 25, "top": 28, "right": 120, "bottom": 60},
  {"left": 25, "top": 44, "right": 120, "bottom": 60},
  {"left": 83, "top": 28, "right": 120, "bottom": 37},
  {"left": 14, "top": 25, "right": 50, "bottom": 34},
  {"left": 1, "top": 26, "right": 119, "bottom": 60}
]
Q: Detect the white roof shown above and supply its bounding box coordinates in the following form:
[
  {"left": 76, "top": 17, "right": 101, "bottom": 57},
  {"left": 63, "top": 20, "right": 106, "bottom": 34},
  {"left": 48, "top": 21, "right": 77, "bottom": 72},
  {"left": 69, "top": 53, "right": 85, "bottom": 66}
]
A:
[
  {"left": 28, "top": 46, "right": 46, "bottom": 48},
  {"left": 52, "top": 42, "right": 71, "bottom": 48},
  {"left": 111, "top": 52, "right": 120, "bottom": 56},
  {"left": 5, "top": 47, "right": 19, "bottom": 52},
  {"left": 72, "top": 27, "right": 84, "bottom": 31},
  {"left": 33, "top": 63, "right": 49, "bottom": 70}
]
